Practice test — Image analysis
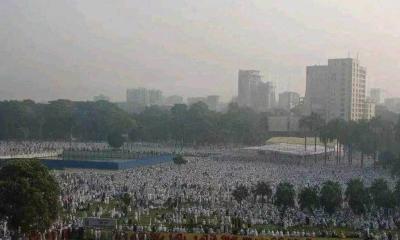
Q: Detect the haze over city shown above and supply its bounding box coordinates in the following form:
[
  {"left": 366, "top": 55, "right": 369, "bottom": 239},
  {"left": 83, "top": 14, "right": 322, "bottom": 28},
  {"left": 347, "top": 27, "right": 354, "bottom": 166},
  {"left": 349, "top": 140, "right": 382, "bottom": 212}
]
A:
[{"left": 2, "top": 0, "right": 400, "bottom": 102}]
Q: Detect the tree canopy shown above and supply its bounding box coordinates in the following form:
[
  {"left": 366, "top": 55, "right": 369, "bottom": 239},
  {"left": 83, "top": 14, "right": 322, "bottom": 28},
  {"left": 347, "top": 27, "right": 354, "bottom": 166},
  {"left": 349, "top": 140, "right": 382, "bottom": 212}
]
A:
[
  {"left": 320, "top": 181, "right": 342, "bottom": 214},
  {"left": 275, "top": 182, "right": 296, "bottom": 209},
  {"left": 0, "top": 159, "right": 61, "bottom": 234}
]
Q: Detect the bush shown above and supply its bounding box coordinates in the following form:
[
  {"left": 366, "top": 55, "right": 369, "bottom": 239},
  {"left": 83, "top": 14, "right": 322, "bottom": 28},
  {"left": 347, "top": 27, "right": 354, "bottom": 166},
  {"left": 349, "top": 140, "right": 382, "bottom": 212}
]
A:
[
  {"left": 107, "top": 132, "right": 125, "bottom": 148},
  {"left": 173, "top": 154, "right": 187, "bottom": 164}
]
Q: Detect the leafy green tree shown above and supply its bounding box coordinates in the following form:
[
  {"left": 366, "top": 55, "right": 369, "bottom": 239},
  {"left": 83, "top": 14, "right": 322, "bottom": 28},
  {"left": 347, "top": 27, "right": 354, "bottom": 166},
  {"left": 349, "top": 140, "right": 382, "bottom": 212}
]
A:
[
  {"left": 107, "top": 132, "right": 125, "bottom": 148},
  {"left": 274, "top": 182, "right": 296, "bottom": 209},
  {"left": 232, "top": 185, "right": 249, "bottom": 203},
  {"left": 0, "top": 159, "right": 60, "bottom": 235},
  {"left": 369, "top": 178, "right": 395, "bottom": 209},
  {"left": 345, "top": 179, "right": 369, "bottom": 214},
  {"left": 298, "top": 186, "right": 320, "bottom": 212},
  {"left": 320, "top": 181, "right": 342, "bottom": 214},
  {"left": 252, "top": 181, "right": 272, "bottom": 204}
]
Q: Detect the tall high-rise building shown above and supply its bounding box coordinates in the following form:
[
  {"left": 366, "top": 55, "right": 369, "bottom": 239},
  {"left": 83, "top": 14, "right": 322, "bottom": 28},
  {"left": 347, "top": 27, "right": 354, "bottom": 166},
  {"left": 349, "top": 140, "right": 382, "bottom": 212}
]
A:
[
  {"left": 205, "top": 95, "right": 220, "bottom": 111},
  {"left": 127, "top": 88, "right": 149, "bottom": 106},
  {"left": 305, "top": 58, "right": 369, "bottom": 121},
  {"left": 278, "top": 91, "right": 300, "bottom": 111},
  {"left": 148, "top": 89, "right": 163, "bottom": 106},
  {"left": 126, "top": 88, "right": 163, "bottom": 112},
  {"left": 370, "top": 88, "right": 384, "bottom": 104},
  {"left": 305, "top": 65, "right": 329, "bottom": 117},
  {"left": 238, "top": 70, "right": 262, "bottom": 108},
  {"left": 238, "top": 70, "right": 275, "bottom": 112}
]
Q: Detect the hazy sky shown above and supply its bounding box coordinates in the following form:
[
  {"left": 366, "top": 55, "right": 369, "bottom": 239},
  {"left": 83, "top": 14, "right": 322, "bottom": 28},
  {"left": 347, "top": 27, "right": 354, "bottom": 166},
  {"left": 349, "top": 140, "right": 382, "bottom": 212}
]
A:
[{"left": 1, "top": 0, "right": 400, "bottom": 102}]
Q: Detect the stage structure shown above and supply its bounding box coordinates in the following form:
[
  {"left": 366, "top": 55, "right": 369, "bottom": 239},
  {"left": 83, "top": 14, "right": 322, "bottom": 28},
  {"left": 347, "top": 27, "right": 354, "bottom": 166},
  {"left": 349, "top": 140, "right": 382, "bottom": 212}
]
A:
[{"left": 242, "top": 143, "right": 335, "bottom": 161}]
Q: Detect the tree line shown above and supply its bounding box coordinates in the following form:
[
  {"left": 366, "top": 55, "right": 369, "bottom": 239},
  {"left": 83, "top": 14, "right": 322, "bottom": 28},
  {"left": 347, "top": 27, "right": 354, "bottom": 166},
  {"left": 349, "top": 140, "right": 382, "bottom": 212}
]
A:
[
  {"left": 233, "top": 178, "right": 400, "bottom": 215},
  {"left": 0, "top": 100, "right": 269, "bottom": 145},
  {"left": 299, "top": 112, "right": 400, "bottom": 173},
  {"left": 2, "top": 99, "right": 400, "bottom": 170},
  {"left": 0, "top": 99, "right": 134, "bottom": 141}
]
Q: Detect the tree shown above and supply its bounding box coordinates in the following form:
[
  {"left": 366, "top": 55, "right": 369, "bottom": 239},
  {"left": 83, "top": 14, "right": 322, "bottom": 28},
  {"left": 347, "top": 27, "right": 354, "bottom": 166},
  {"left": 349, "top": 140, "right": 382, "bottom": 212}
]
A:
[
  {"left": 298, "top": 186, "right": 320, "bottom": 212},
  {"left": 326, "top": 119, "right": 347, "bottom": 164},
  {"left": 0, "top": 159, "right": 60, "bottom": 235},
  {"left": 320, "top": 181, "right": 342, "bottom": 214},
  {"left": 173, "top": 154, "right": 187, "bottom": 165},
  {"left": 107, "top": 132, "right": 125, "bottom": 148},
  {"left": 319, "top": 124, "right": 332, "bottom": 164},
  {"left": 274, "top": 182, "right": 296, "bottom": 209},
  {"left": 369, "top": 178, "right": 395, "bottom": 209},
  {"left": 232, "top": 185, "right": 249, "bottom": 203},
  {"left": 394, "top": 180, "right": 400, "bottom": 208},
  {"left": 345, "top": 179, "right": 369, "bottom": 215},
  {"left": 252, "top": 181, "right": 272, "bottom": 204}
]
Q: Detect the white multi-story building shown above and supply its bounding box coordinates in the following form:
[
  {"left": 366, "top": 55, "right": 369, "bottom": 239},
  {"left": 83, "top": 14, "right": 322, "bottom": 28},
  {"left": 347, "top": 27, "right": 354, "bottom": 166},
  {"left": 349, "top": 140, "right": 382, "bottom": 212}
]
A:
[
  {"left": 126, "top": 88, "right": 163, "bottom": 112},
  {"left": 305, "top": 58, "right": 370, "bottom": 121},
  {"left": 278, "top": 91, "right": 300, "bottom": 111},
  {"left": 238, "top": 70, "right": 275, "bottom": 112}
]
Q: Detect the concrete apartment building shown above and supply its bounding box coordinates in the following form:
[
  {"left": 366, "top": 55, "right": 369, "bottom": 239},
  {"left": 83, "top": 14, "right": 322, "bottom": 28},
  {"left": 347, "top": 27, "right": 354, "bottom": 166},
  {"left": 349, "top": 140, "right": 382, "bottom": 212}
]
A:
[
  {"left": 126, "top": 88, "right": 163, "bottom": 113},
  {"left": 278, "top": 91, "right": 300, "bottom": 111},
  {"left": 238, "top": 70, "right": 276, "bottom": 112},
  {"left": 305, "top": 58, "right": 370, "bottom": 121}
]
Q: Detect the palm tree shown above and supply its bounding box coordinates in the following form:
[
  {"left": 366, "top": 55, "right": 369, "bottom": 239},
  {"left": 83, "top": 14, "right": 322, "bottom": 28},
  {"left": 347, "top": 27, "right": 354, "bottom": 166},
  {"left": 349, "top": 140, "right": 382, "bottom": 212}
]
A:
[
  {"left": 299, "top": 112, "right": 324, "bottom": 153},
  {"left": 326, "top": 119, "right": 346, "bottom": 164},
  {"left": 299, "top": 115, "right": 311, "bottom": 151},
  {"left": 319, "top": 124, "right": 331, "bottom": 164}
]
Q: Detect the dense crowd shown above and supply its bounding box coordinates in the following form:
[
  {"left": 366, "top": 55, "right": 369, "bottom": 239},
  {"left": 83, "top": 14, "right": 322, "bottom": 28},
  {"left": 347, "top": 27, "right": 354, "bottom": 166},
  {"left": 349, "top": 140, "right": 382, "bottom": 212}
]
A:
[
  {"left": 53, "top": 149, "right": 397, "bottom": 236},
  {"left": 1, "top": 141, "right": 399, "bottom": 239}
]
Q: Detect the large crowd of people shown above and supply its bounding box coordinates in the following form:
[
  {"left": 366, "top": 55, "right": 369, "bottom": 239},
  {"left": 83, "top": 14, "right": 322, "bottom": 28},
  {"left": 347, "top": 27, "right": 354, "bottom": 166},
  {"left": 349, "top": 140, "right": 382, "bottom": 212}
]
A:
[{"left": 0, "top": 141, "right": 398, "bottom": 239}]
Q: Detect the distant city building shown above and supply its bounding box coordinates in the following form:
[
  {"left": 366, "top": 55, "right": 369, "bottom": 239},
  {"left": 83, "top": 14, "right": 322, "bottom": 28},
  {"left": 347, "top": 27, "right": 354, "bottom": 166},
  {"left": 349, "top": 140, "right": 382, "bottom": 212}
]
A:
[
  {"left": 384, "top": 97, "right": 400, "bottom": 113},
  {"left": 305, "top": 58, "right": 370, "bottom": 121},
  {"left": 164, "top": 95, "right": 184, "bottom": 106},
  {"left": 187, "top": 95, "right": 220, "bottom": 111},
  {"left": 278, "top": 91, "right": 300, "bottom": 111},
  {"left": 126, "top": 88, "right": 163, "bottom": 113},
  {"left": 148, "top": 89, "right": 163, "bottom": 106},
  {"left": 93, "top": 94, "right": 110, "bottom": 102},
  {"left": 238, "top": 70, "right": 276, "bottom": 112},
  {"left": 205, "top": 95, "right": 219, "bottom": 111},
  {"left": 370, "top": 88, "right": 385, "bottom": 104},
  {"left": 364, "top": 98, "right": 376, "bottom": 119}
]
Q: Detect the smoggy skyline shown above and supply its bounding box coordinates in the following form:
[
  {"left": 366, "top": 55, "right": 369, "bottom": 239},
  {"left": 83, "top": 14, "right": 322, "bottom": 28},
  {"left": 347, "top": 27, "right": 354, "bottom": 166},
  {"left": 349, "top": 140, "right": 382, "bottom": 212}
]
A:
[{"left": 1, "top": 0, "right": 400, "bottom": 102}]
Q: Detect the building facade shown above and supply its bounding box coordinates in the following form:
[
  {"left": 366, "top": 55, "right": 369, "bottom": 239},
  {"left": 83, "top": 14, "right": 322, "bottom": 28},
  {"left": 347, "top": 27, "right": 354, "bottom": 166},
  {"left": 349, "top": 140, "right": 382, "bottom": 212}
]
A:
[
  {"left": 278, "top": 91, "right": 300, "bottom": 111},
  {"left": 126, "top": 88, "right": 163, "bottom": 113},
  {"left": 305, "top": 58, "right": 370, "bottom": 121},
  {"left": 238, "top": 70, "right": 275, "bottom": 112}
]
